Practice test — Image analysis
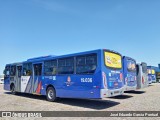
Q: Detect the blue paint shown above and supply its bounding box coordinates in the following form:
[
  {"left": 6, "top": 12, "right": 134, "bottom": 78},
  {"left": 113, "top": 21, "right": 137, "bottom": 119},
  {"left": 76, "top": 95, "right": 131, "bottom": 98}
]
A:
[
  {"left": 147, "top": 66, "right": 156, "bottom": 83},
  {"left": 123, "top": 56, "right": 137, "bottom": 89},
  {"left": 4, "top": 49, "right": 124, "bottom": 99}
]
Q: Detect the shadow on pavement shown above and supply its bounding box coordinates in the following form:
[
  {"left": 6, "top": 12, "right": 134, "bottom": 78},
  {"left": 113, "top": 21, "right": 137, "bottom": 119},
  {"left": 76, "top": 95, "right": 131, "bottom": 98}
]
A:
[
  {"left": 110, "top": 94, "right": 133, "bottom": 99},
  {"left": 125, "top": 91, "right": 146, "bottom": 94},
  {"left": 4, "top": 92, "right": 120, "bottom": 110},
  {"left": 57, "top": 98, "right": 120, "bottom": 110},
  {"left": 4, "top": 92, "right": 46, "bottom": 100}
]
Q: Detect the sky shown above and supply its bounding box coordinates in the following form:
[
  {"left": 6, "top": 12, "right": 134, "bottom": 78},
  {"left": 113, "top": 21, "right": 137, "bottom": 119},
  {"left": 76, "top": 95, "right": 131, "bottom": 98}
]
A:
[{"left": 0, "top": 0, "right": 160, "bottom": 74}]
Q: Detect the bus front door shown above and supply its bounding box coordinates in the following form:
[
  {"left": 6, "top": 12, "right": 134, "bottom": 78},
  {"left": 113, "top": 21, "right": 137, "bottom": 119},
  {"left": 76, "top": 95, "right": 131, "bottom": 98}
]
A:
[
  {"left": 32, "top": 63, "right": 42, "bottom": 94},
  {"left": 16, "top": 66, "right": 22, "bottom": 92}
]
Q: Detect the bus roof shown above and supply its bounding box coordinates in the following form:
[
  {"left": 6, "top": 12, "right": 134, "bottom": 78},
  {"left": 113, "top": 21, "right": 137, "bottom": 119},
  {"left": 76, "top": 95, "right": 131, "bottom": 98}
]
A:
[
  {"left": 5, "top": 49, "right": 122, "bottom": 65},
  {"left": 136, "top": 62, "right": 147, "bottom": 66},
  {"left": 6, "top": 62, "right": 23, "bottom": 66},
  {"left": 40, "top": 49, "right": 122, "bottom": 61},
  {"left": 141, "top": 62, "right": 147, "bottom": 65},
  {"left": 27, "top": 55, "right": 56, "bottom": 62},
  {"left": 123, "top": 56, "right": 136, "bottom": 62},
  {"left": 147, "top": 66, "right": 158, "bottom": 70},
  {"left": 147, "top": 66, "right": 152, "bottom": 68}
]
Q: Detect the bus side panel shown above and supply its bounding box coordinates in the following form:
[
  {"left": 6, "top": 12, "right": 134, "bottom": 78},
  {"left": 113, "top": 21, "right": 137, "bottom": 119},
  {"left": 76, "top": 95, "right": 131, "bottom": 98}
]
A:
[
  {"left": 21, "top": 76, "right": 33, "bottom": 93},
  {"left": 21, "top": 76, "right": 43, "bottom": 94},
  {"left": 4, "top": 77, "right": 10, "bottom": 91},
  {"left": 42, "top": 72, "right": 102, "bottom": 99},
  {"left": 32, "top": 76, "right": 43, "bottom": 94},
  {"left": 41, "top": 50, "right": 102, "bottom": 99}
]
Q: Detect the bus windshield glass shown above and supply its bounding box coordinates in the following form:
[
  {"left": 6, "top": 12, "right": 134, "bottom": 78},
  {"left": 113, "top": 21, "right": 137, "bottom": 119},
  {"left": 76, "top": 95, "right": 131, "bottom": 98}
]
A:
[
  {"left": 104, "top": 51, "right": 122, "bottom": 69},
  {"left": 147, "top": 69, "right": 152, "bottom": 74},
  {"left": 147, "top": 69, "right": 155, "bottom": 75},
  {"left": 152, "top": 69, "right": 155, "bottom": 74},
  {"left": 142, "top": 63, "right": 147, "bottom": 73},
  {"left": 127, "top": 59, "right": 136, "bottom": 72}
]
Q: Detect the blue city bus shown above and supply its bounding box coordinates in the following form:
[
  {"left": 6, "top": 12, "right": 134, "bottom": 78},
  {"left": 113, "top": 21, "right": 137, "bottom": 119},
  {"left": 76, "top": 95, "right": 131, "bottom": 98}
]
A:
[
  {"left": 123, "top": 56, "right": 137, "bottom": 91},
  {"left": 147, "top": 66, "right": 156, "bottom": 83},
  {"left": 3, "top": 49, "right": 124, "bottom": 102}
]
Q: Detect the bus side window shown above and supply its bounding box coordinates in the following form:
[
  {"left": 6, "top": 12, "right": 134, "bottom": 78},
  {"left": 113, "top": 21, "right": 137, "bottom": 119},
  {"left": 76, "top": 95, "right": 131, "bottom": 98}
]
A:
[
  {"left": 10, "top": 65, "right": 16, "bottom": 76},
  {"left": 23, "top": 63, "right": 32, "bottom": 76},
  {"left": 17, "top": 66, "right": 22, "bottom": 77},
  {"left": 44, "top": 60, "right": 57, "bottom": 75},
  {"left": 86, "top": 54, "right": 97, "bottom": 73},
  {"left": 23, "top": 68, "right": 27, "bottom": 76},
  {"left": 136, "top": 65, "right": 139, "bottom": 76},
  {"left": 34, "top": 64, "right": 42, "bottom": 76},
  {"left": 6, "top": 70, "right": 10, "bottom": 76},
  {"left": 76, "top": 56, "right": 86, "bottom": 74},
  {"left": 58, "top": 57, "right": 74, "bottom": 74},
  {"left": 76, "top": 54, "right": 97, "bottom": 74}
]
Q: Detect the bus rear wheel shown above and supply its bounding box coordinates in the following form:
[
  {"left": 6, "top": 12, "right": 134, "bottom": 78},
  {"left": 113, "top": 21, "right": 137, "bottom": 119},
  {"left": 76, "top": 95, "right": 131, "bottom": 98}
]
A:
[
  {"left": 11, "top": 84, "right": 16, "bottom": 95},
  {"left": 46, "top": 87, "right": 56, "bottom": 102}
]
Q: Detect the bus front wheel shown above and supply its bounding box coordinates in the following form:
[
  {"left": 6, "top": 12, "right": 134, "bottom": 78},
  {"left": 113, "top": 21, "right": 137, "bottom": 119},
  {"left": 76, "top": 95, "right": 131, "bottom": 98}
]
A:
[{"left": 46, "top": 87, "right": 56, "bottom": 102}]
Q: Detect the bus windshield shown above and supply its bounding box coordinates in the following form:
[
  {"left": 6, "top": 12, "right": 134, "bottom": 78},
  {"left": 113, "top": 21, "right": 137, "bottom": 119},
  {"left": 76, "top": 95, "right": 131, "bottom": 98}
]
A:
[
  {"left": 142, "top": 63, "right": 147, "bottom": 73},
  {"left": 147, "top": 69, "right": 155, "bottom": 75},
  {"left": 127, "top": 59, "right": 136, "bottom": 72},
  {"left": 104, "top": 51, "right": 122, "bottom": 69},
  {"left": 152, "top": 69, "right": 155, "bottom": 74},
  {"left": 147, "top": 69, "right": 152, "bottom": 74}
]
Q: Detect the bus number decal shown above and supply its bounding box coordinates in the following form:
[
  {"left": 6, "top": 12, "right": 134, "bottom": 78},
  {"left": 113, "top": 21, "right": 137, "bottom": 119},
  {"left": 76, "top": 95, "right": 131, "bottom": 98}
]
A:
[{"left": 81, "top": 78, "right": 92, "bottom": 83}]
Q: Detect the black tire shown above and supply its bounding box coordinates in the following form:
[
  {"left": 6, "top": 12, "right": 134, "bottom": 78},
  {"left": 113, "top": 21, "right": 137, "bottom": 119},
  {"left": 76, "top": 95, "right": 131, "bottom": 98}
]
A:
[
  {"left": 11, "top": 84, "right": 16, "bottom": 95},
  {"left": 46, "top": 87, "right": 56, "bottom": 102}
]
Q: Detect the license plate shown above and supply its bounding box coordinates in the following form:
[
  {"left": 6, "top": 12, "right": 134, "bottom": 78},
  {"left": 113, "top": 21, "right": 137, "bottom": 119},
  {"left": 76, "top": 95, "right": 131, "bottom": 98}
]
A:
[
  {"left": 114, "top": 82, "right": 118, "bottom": 86},
  {"left": 114, "top": 91, "right": 119, "bottom": 94}
]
